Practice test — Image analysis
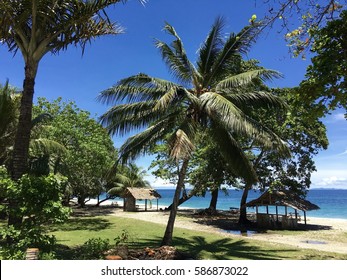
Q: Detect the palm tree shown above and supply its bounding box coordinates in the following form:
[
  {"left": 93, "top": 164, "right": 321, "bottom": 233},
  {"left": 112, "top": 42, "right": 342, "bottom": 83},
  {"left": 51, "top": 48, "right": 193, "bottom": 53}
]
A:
[
  {"left": 99, "top": 17, "right": 289, "bottom": 245},
  {"left": 0, "top": 0, "right": 142, "bottom": 229},
  {"left": 106, "top": 163, "right": 151, "bottom": 208},
  {"left": 1, "top": 83, "right": 66, "bottom": 172},
  {"left": 0, "top": 81, "right": 20, "bottom": 166}
]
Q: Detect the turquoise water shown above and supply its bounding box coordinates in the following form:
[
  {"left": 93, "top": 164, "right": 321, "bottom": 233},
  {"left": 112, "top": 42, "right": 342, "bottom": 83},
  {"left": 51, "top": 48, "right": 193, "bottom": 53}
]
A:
[{"left": 100, "top": 188, "right": 347, "bottom": 220}]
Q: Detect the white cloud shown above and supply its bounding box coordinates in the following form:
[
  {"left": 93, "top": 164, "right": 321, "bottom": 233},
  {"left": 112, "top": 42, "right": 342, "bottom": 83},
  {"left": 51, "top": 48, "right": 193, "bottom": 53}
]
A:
[
  {"left": 337, "top": 149, "right": 347, "bottom": 156},
  {"left": 311, "top": 169, "right": 347, "bottom": 189},
  {"left": 334, "top": 113, "right": 346, "bottom": 121},
  {"left": 147, "top": 176, "right": 175, "bottom": 188},
  {"left": 315, "top": 176, "right": 347, "bottom": 187}
]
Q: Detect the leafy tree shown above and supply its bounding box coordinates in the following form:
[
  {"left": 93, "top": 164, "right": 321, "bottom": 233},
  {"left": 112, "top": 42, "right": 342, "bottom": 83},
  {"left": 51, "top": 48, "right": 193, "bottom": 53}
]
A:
[
  {"left": 150, "top": 134, "right": 238, "bottom": 213},
  {"left": 99, "top": 17, "right": 288, "bottom": 245},
  {"left": 0, "top": 0, "right": 143, "bottom": 229},
  {"left": 300, "top": 10, "right": 347, "bottom": 115},
  {"left": 238, "top": 87, "right": 328, "bottom": 224},
  {"left": 258, "top": 0, "right": 346, "bottom": 56},
  {"left": 34, "top": 97, "right": 117, "bottom": 207}
]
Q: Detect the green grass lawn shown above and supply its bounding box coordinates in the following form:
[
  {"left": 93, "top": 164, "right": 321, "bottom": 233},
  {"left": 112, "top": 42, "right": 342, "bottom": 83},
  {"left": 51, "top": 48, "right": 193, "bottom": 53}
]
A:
[{"left": 48, "top": 215, "right": 347, "bottom": 260}]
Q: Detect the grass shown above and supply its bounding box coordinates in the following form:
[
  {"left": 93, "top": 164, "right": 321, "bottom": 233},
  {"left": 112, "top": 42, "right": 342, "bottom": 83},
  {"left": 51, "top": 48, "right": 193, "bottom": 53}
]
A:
[
  {"left": 1, "top": 213, "right": 346, "bottom": 260},
  {"left": 48, "top": 215, "right": 347, "bottom": 260}
]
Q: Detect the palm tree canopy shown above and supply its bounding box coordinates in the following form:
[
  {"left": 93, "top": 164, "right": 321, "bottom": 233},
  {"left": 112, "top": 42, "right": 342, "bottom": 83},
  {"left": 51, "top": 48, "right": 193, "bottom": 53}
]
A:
[
  {"left": 0, "top": 0, "right": 146, "bottom": 62},
  {"left": 99, "top": 17, "right": 290, "bottom": 184},
  {"left": 107, "top": 163, "right": 151, "bottom": 197}
]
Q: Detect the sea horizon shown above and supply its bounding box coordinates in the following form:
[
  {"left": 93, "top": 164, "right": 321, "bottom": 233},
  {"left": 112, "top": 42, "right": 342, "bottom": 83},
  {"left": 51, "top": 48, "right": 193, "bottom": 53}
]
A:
[{"left": 98, "top": 188, "right": 347, "bottom": 220}]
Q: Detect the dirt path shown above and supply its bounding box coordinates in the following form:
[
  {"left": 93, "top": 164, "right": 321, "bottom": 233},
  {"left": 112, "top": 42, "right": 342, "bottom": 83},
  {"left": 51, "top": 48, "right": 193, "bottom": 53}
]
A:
[{"left": 109, "top": 208, "right": 347, "bottom": 255}]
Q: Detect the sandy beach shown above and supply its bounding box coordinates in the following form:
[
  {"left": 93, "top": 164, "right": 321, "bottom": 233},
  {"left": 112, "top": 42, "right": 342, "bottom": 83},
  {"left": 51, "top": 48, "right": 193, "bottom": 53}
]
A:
[{"left": 82, "top": 199, "right": 347, "bottom": 255}]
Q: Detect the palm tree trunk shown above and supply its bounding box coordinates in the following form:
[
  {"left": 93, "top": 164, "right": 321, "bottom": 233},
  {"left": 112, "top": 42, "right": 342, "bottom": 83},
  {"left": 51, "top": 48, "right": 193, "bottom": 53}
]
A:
[
  {"left": 161, "top": 159, "right": 189, "bottom": 246},
  {"left": 8, "top": 61, "right": 38, "bottom": 230}
]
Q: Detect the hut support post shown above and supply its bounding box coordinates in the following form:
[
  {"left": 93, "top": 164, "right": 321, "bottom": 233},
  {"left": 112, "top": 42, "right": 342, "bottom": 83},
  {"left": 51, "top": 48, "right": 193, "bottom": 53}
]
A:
[
  {"left": 145, "top": 199, "right": 147, "bottom": 211},
  {"left": 157, "top": 199, "right": 159, "bottom": 211},
  {"left": 276, "top": 206, "right": 279, "bottom": 222},
  {"left": 295, "top": 209, "right": 298, "bottom": 221},
  {"left": 304, "top": 211, "right": 307, "bottom": 225}
]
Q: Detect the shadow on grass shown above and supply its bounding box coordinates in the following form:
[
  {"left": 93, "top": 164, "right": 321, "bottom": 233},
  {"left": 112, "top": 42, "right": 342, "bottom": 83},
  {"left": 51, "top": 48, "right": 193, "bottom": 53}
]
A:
[
  {"left": 191, "top": 213, "right": 332, "bottom": 235},
  {"left": 125, "top": 235, "right": 296, "bottom": 260},
  {"left": 50, "top": 217, "right": 112, "bottom": 232},
  {"left": 172, "top": 236, "right": 296, "bottom": 260}
]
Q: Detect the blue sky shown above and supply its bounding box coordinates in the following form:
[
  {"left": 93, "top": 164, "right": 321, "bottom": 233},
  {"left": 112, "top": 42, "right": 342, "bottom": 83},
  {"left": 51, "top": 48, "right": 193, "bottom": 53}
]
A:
[{"left": 0, "top": 0, "right": 346, "bottom": 189}]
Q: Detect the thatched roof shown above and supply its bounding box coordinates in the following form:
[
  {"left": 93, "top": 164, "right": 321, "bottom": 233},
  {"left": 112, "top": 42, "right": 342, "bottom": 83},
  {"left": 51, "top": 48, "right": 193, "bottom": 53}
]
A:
[
  {"left": 246, "top": 189, "right": 320, "bottom": 211},
  {"left": 124, "top": 187, "right": 161, "bottom": 200}
]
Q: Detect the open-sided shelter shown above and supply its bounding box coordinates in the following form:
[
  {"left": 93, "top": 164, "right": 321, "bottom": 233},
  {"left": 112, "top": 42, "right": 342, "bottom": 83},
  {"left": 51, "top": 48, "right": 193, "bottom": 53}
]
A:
[
  {"left": 123, "top": 187, "right": 161, "bottom": 212},
  {"left": 246, "top": 189, "right": 319, "bottom": 229}
]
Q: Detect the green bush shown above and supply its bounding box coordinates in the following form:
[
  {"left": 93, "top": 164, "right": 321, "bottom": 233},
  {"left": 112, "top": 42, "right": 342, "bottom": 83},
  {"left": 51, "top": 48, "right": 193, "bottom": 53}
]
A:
[
  {"left": 0, "top": 166, "right": 71, "bottom": 259},
  {"left": 79, "top": 238, "right": 111, "bottom": 260}
]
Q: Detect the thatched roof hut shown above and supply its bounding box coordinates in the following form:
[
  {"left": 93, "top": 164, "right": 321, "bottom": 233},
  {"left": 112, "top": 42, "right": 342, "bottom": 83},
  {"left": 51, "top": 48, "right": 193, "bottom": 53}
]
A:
[
  {"left": 246, "top": 189, "right": 319, "bottom": 228},
  {"left": 123, "top": 187, "right": 161, "bottom": 212}
]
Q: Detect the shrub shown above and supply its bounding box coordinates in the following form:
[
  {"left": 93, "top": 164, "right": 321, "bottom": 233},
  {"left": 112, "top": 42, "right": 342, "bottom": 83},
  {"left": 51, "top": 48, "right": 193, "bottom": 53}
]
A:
[{"left": 79, "top": 238, "right": 111, "bottom": 260}]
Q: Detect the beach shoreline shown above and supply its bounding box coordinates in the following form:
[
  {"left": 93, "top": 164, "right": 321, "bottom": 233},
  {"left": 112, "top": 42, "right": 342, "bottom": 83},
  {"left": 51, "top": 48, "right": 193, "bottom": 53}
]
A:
[{"left": 77, "top": 199, "right": 347, "bottom": 255}]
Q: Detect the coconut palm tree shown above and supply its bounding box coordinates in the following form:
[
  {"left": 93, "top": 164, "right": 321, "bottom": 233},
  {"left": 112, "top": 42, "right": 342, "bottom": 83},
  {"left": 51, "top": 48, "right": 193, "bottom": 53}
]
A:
[
  {"left": 108, "top": 163, "right": 150, "bottom": 195},
  {"left": 99, "top": 17, "right": 289, "bottom": 245},
  {"left": 0, "top": 0, "right": 144, "bottom": 229}
]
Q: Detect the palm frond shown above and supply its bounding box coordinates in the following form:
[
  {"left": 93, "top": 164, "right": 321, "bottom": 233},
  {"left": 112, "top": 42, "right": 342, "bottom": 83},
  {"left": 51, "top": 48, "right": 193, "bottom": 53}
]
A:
[
  {"left": 207, "top": 23, "right": 262, "bottom": 85},
  {"left": 119, "top": 113, "right": 179, "bottom": 162},
  {"left": 169, "top": 129, "right": 195, "bottom": 161},
  {"left": 155, "top": 22, "right": 198, "bottom": 85},
  {"left": 29, "top": 138, "right": 67, "bottom": 156},
  {"left": 216, "top": 69, "right": 283, "bottom": 91},
  {"left": 223, "top": 91, "right": 288, "bottom": 111},
  {"left": 209, "top": 124, "right": 258, "bottom": 184},
  {"left": 97, "top": 74, "right": 181, "bottom": 104},
  {"left": 197, "top": 16, "right": 225, "bottom": 81},
  {"left": 31, "top": 113, "right": 53, "bottom": 128},
  {"left": 200, "top": 91, "right": 259, "bottom": 136}
]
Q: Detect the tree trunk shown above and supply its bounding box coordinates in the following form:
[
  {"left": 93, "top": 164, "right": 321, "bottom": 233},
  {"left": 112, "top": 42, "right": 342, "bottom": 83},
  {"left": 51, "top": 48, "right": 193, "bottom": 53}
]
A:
[
  {"left": 238, "top": 182, "right": 252, "bottom": 225},
  {"left": 165, "top": 187, "right": 197, "bottom": 210},
  {"left": 10, "top": 61, "right": 38, "bottom": 180},
  {"left": 209, "top": 188, "right": 219, "bottom": 210},
  {"left": 161, "top": 159, "right": 189, "bottom": 246},
  {"left": 8, "top": 61, "right": 38, "bottom": 232}
]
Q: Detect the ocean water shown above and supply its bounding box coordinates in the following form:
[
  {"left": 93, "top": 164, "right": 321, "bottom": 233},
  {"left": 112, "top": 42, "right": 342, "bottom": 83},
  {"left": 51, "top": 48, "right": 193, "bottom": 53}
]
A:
[{"left": 100, "top": 188, "right": 347, "bottom": 220}]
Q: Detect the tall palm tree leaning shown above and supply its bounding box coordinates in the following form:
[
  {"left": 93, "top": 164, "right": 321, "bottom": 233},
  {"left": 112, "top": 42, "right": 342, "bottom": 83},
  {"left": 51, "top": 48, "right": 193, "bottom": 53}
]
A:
[
  {"left": 98, "top": 17, "right": 290, "bottom": 246},
  {"left": 0, "top": 0, "right": 145, "bottom": 229}
]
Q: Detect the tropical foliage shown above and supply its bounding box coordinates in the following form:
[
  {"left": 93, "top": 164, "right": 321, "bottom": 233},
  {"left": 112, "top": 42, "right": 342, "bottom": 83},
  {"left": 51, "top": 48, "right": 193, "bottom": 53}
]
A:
[
  {"left": 99, "top": 17, "right": 289, "bottom": 245},
  {"left": 107, "top": 163, "right": 150, "bottom": 197},
  {"left": 300, "top": 10, "right": 347, "bottom": 116},
  {"left": 0, "top": 0, "right": 130, "bottom": 182},
  {"left": 33, "top": 97, "right": 117, "bottom": 207},
  {"left": 0, "top": 166, "right": 70, "bottom": 259},
  {"left": 0, "top": 81, "right": 20, "bottom": 167}
]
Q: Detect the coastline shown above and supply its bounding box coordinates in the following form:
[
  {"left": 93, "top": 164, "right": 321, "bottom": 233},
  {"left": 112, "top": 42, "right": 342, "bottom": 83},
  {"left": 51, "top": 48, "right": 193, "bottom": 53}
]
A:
[{"left": 79, "top": 198, "right": 347, "bottom": 255}]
